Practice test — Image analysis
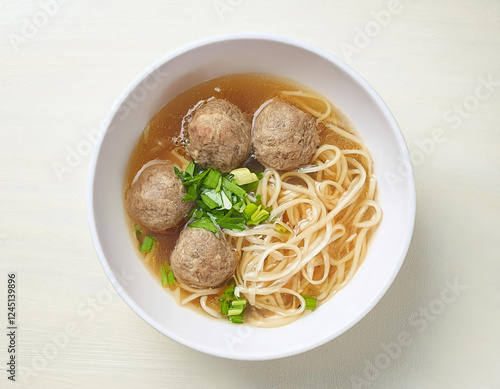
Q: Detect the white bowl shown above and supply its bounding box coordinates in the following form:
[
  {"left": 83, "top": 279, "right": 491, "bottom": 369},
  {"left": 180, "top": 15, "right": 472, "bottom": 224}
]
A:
[{"left": 87, "top": 33, "right": 415, "bottom": 360}]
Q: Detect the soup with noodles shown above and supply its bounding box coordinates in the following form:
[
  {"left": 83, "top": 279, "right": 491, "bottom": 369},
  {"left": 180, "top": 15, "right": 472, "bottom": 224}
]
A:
[{"left": 124, "top": 73, "right": 382, "bottom": 328}]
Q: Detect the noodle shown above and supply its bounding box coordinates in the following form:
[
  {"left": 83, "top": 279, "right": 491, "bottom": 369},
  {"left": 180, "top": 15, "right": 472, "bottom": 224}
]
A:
[{"left": 163, "top": 90, "right": 381, "bottom": 327}]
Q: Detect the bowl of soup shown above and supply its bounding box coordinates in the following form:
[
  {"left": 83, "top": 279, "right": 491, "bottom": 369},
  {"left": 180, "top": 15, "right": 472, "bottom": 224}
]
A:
[{"left": 87, "top": 33, "right": 415, "bottom": 360}]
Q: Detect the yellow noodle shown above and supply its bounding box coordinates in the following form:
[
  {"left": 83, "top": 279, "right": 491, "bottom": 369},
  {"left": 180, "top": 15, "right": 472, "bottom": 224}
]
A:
[{"left": 168, "top": 91, "right": 381, "bottom": 327}]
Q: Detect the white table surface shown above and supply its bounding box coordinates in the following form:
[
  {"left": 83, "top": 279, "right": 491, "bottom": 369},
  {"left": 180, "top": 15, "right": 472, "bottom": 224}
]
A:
[{"left": 1, "top": 1, "right": 499, "bottom": 388}]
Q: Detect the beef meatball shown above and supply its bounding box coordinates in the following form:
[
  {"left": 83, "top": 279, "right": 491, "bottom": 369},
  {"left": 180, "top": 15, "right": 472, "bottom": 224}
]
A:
[
  {"left": 252, "top": 101, "right": 319, "bottom": 171},
  {"left": 170, "top": 227, "right": 237, "bottom": 288},
  {"left": 186, "top": 99, "right": 252, "bottom": 173},
  {"left": 126, "top": 162, "right": 193, "bottom": 232}
]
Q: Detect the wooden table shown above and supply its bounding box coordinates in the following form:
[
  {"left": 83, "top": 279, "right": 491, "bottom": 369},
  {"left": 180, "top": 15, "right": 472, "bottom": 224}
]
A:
[{"left": 1, "top": 1, "right": 499, "bottom": 387}]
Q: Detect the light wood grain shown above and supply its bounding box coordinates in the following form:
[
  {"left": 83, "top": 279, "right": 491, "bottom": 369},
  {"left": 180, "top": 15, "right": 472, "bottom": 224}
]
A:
[{"left": 0, "top": 1, "right": 499, "bottom": 388}]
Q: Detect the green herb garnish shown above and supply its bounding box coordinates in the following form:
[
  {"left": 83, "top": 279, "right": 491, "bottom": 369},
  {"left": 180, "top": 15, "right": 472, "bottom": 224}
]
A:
[
  {"left": 218, "top": 284, "right": 247, "bottom": 324},
  {"left": 140, "top": 235, "right": 155, "bottom": 253},
  {"left": 160, "top": 263, "right": 176, "bottom": 286},
  {"left": 221, "top": 176, "right": 247, "bottom": 198},
  {"left": 230, "top": 168, "right": 259, "bottom": 185},
  {"left": 188, "top": 217, "right": 219, "bottom": 238},
  {"left": 203, "top": 169, "right": 222, "bottom": 189},
  {"left": 301, "top": 294, "right": 317, "bottom": 310},
  {"left": 175, "top": 162, "right": 268, "bottom": 236},
  {"left": 134, "top": 223, "right": 142, "bottom": 236}
]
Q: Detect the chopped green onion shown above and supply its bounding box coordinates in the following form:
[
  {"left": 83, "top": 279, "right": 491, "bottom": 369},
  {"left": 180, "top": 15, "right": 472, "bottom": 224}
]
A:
[
  {"left": 223, "top": 284, "right": 235, "bottom": 297},
  {"left": 222, "top": 187, "right": 235, "bottom": 204},
  {"left": 222, "top": 177, "right": 247, "bottom": 198},
  {"left": 201, "top": 192, "right": 221, "bottom": 209},
  {"left": 219, "top": 284, "right": 247, "bottom": 324},
  {"left": 243, "top": 203, "right": 258, "bottom": 219},
  {"left": 220, "top": 300, "right": 229, "bottom": 315},
  {"left": 203, "top": 169, "right": 222, "bottom": 189},
  {"left": 174, "top": 166, "right": 184, "bottom": 180},
  {"left": 301, "top": 294, "right": 317, "bottom": 310},
  {"left": 220, "top": 191, "right": 233, "bottom": 210},
  {"left": 251, "top": 208, "right": 269, "bottom": 223},
  {"left": 185, "top": 161, "right": 195, "bottom": 177},
  {"left": 228, "top": 315, "right": 244, "bottom": 324},
  {"left": 230, "top": 168, "right": 259, "bottom": 185},
  {"left": 208, "top": 209, "right": 225, "bottom": 219},
  {"left": 166, "top": 269, "right": 176, "bottom": 284},
  {"left": 160, "top": 264, "right": 168, "bottom": 286},
  {"left": 182, "top": 182, "right": 198, "bottom": 201},
  {"left": 274, "top": 221, "right": 289, "bottom": 234},
  {"left": 228, "top": 307, "right": 244, "bottom": 316},
  {"left": 134, "top": 224, "right": 142, "bottom": 241},
  {"left": 215, "top": 176, "right": 222, "bottom": 192},
  {"left": 160, "top": 264, "right": 176, "bottom": 286},
  {"left": 181, "top": 169, "right": 209, "bottom": 186},
  {"left": 218, "top": 217, "right": 246, "bottom": 231},
  {"left": 240, "top": 180, "right": 259, "bottom": 192},
  {"left": 188, "top": 217, "right": 219, "bottom": 238},
  {"left": 195, "top": 199, "right": 210, "bottom": 211},
  {"left": 206, "top": 211, "right": 219, "bottom": 226},
  {"left": 189, "top": 208, "right": 205, "bottom": 219},
  {"left": 231, "top": 298, "right": 247, "bottom": 307},
  {"left": 232, "top": 201, "right": 246, "bottom": 213},
  {"left": 174, "top": 162, "right": 270, "bottom": 236},
  {"left": 140, "top": 236, "right": 155, "bottom": 252}
]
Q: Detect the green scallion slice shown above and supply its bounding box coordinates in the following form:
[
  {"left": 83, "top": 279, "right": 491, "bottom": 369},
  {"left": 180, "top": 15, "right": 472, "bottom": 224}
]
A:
[
  {"left": 231, "top": 201, "right": 244, "bottom": 213},
  {"left": 215, "top": 176, "right": 222, "bottom": 192},
  {"left": 243, "top": 203, "right": 258, "bottom": 219},
  {"left": 185, "top": 161, "right": 195, "bottom": 177},
  {"left": 251, "top": 208, "right": 269, "bottom": 222},
  {"left": 274, "top": 222, "right": 289, "bottom": 234},
  {"left": 222, "top": 177, "right": 247, "bottom": 199},
  {"left": 190, "top": 208, "right": 204, "bottom": 219},
  {"left": 229, "top": 168, "right": 259, "bottom": 185},
  {"left": 166, "top": 270, "right": 176, "bottom": 284},
  {"left": 231, "top": 298, "right": 247, "bottom": 307},
  {"left": 134, "top": 224, "right": 142, "bottom": 241},
  {"left": 228, "top": 307, "right": 244, "bottom": 316},
  {"left": 160, "top": 264, "right": 168, "bottom": 287},
  {"left": 220, "top": 191, "right": 233, "bottom": 210},
  {"left": 183, "top": 182, "right": 198, "bottom": 201},
  {"left": 160, "top": 264, "right": 176, "bottom": 285},
  {"left": 203, "top": 169, "right": 222, "bottom": 189},
  {"left": 174, "top": 166, "right": 185, "bottom": 180},
  {"left": 228, "top": 315, "right": 244, "bottom": 324},
  {"left": 220, "top": 300, "right": 229, "bottom": 315},
  {"left": 240, "top": 180, "right": 259, "bottom": 192},
  {"left": 301, "top": 294, "right": 317, "bottom": 310},
  {"left": 140, "top": 236, "right": 155, "bottom": 253},
  {"left": 200, "top": 192, "right": 221, "bottom": 209}
]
